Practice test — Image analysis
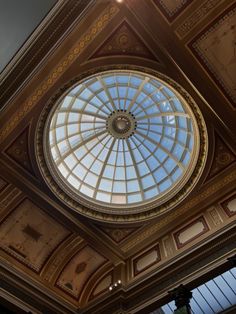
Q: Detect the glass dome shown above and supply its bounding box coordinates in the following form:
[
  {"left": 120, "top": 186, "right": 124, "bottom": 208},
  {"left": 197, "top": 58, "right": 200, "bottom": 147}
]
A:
[{"left": 44, "top": 70, "right": 201, "bottom": 213}]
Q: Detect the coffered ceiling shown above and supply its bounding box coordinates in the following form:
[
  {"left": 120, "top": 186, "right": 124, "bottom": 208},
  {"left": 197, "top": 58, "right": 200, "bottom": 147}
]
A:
[{"left": 0, "top": 1, "right": 235, "bottom": 313}]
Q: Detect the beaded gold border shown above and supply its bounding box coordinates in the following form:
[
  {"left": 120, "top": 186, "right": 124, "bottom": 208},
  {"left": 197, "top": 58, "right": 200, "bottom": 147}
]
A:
[
  {"left": 36, "top": 65, "right": 208, "bottom": 223},
  {"left": 0, "top": 4, "right": 119, "bottom": 144}
]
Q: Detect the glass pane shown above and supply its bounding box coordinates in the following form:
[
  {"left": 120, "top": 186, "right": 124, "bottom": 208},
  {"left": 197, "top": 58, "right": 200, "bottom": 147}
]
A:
[{"left": 48, "top": 70, "right": 197, "bottom": 208}]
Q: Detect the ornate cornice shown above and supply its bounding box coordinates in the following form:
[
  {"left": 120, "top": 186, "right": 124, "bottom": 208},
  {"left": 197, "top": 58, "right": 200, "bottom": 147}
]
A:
[
  {"left": 121, "top": 166, "right": 236, "bottom": 252},
  {"left": 79, "top": 227, "right": 236, "bottom": 313},
  {"left": 0, "top": 0, "right": 95, "bottom": 110},
  {"left": 0, "top": 4, "right": 119, "bottom": 143},
  {"left": 35, "top": 65, "right": 208, "bottom": 223},
  {"left": 175, "top": 0, "right": 225, "bottom": 39}
]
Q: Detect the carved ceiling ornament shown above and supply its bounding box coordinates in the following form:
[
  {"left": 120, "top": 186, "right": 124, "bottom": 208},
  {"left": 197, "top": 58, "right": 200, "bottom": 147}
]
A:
[
  {"left": 100, "top": 226, "right": 138, "bottom": 243},
  {"left": 207, "top": 132, "right": 236, "bottom": 180},
  {"left": 5, "top": 127, "right": 34, "bottom": 174},
  {"left": 90, "top": 21, "right": 158, "bottom": 61},
  {"left": 35, "top": 65, "right": 208, "bottom": 223},
  {"left": 175, "top": 0, "right": 225, "bottom": 38}
]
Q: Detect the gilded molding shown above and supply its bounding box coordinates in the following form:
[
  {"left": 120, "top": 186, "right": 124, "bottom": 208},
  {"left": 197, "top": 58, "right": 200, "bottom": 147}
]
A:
[
  {"left": 0, "top": 4, "right": 119, "bottom": 143},
  {"left": 35, "top": 65, "right": 208, "bottom": 223},
  {"left": 0, "top": 0, "right": 64, "bottom": 83},
  {"left": 173, "top": 216, "right": 209, "bottom": 249},
  {"left": 0, "top": 187, "right": 21, "bottom": 212},
  {"left": 132, "top": 244, "right": 161, "bottom": 276},
  {"left": 162, "top": 235, "right": 175, "bottom": 257},
  {"left": 208, "top": 207, "right": 223, "bottom": 226},
  {"left": 189, "top": 5, "right": 236, "bottom": 107},
  {"left": 153, "top": 0, "right": 193, "bottom": 23},
  {"left": 90, "top": 20, "right": 158, "bottom": 61},
  {"left": 121, "top": 168, "right": 236, "bottom": 252},
  {"left": 41, "top": 235, "right": 83, "bottom": 284},
  {"left": 175, "top": 0, "right": 224, "bottom": 38}
]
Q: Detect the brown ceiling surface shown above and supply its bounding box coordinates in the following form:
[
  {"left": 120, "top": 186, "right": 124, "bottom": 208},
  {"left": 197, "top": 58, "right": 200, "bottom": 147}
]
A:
[{"left": 0, "top": 1, "right": 236, "bottom": 313}]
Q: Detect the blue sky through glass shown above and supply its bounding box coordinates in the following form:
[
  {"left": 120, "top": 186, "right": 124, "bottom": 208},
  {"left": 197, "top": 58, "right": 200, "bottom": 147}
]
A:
[
  {"left": 150, "top": 269, "right": 236, "bottom": 314},
  {"left": 49, "top": 71, "right": 197, "bottom": 207}
]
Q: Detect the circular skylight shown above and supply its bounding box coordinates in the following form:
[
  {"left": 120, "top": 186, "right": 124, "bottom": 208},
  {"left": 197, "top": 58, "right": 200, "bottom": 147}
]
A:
[{"left": 43, "top": 69, "right": 203, "bottom": 215}]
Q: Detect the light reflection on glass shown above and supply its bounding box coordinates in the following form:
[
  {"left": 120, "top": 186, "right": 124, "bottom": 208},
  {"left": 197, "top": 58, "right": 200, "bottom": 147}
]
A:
[{"left": 49, "top": 71, "right": 195, "bottom": 206}]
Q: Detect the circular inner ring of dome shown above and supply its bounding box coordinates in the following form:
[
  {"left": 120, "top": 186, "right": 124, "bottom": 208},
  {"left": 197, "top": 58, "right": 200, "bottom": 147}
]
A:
[
  {"left": 107, "top": 110, "right": 136, "bottom": 139},
  {"left": 43, "top": 69, "right": 206, "bottom": 216},
  {"left": 112, "top": 115, "right": 131, "bottom": 134}
]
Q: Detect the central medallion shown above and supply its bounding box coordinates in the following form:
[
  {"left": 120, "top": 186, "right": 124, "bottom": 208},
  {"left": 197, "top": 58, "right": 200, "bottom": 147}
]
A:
[
  {"left": 113, "top": 116, "right": 130, "bottom": 133},
  {"left": 107, "top": 110, "right": 136, "bottom": 139}
]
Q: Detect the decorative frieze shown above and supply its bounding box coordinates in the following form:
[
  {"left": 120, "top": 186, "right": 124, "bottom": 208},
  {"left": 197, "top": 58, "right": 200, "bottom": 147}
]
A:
[{"left": 174, "top": 216, "right": 209, "bottom": 249}]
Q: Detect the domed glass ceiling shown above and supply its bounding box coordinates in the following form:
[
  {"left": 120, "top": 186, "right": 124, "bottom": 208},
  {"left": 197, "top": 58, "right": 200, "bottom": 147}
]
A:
[{"left": 46, "top": 70, "right": 200, "bottom": 209}]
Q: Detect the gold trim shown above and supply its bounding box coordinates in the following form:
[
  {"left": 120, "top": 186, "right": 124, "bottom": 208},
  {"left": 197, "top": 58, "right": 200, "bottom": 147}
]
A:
[
  {"left": 175, "top": 0, "right": 225, "bottom": 39},
  {"left": 121, "top": 167, "right": 236, "bottom": 252},
  {"left": 0, "top": 0, "right": 65, "bottom": 83},
  {"left": 36, "top": 65, "right": 208, "bottom": 223},
  {"left": 40, "top": 234, "right": 83, "bottom": 284},
  {"left": 0, "top": 4, "right": 119, "bottom": 143}
]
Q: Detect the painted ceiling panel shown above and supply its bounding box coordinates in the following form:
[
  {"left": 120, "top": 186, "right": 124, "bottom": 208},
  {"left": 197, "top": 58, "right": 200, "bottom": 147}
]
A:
[
  {"left": 190, "top": 4, "right": 236, "bottom": 107},
  {"left": 57, "top": 246, "right": 107, "bottom": 299},
  {"left": 0, "top": 198, "right": 71, "bottom": 272}
]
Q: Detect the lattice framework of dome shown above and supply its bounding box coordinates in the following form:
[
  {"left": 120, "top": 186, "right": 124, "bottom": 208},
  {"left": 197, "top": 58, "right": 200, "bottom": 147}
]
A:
[{"left": 37, "top": 69, "right": 208, "bottom": 222}]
